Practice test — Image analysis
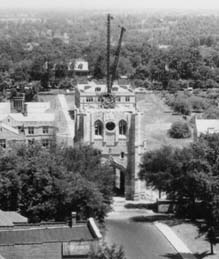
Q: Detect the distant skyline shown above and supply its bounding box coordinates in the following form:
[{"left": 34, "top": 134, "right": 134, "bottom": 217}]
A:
[{"left": 1, "top": 0, "right": 219, "bottom": 11}]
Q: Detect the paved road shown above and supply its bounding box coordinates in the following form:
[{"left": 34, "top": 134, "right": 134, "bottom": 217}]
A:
[{"left": 105, "top": 211, "right": 182, "bottom": 259}]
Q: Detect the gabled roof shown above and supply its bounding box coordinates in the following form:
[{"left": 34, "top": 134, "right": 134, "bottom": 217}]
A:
[
  {"left": 0, "top": 210, "right": 27, "bottom": 226},
  {"left": 8, "top": 113, "right": 55, "bottom": 122},
  {"left": 2, "top": 211, "right": 28, "bottom": 224},
  {"left": 0, "top": 123, "right": 20, "bottom": 135},
  {"left": 26, "top": 102, "right": 50, "bottom": 114}
]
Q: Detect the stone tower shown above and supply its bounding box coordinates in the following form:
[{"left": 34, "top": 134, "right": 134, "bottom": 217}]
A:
[{"left": 74, "top": 81, "right": 144, "bottom": 200}]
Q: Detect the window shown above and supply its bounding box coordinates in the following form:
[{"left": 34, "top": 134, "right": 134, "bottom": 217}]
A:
[
  {"left": 106, "top": 121, "right": 116, "bottom": 131},
  {"left": 116, "top": 97, "right": 121, "bottom": 102},
  {"left": 94, "top": 120, "right": 103, "bottom": 136},
  {"left": 119, "top": 120, "right": 127, "bottom": 135},
  {"left": 121, "top": 152, "right": 125, "bottom": 159},
  {"left": 42, "top": 139, "right": 50, "bottom": 148},
  {"left": 86, "top": 97, "right": 93, "bottom": 102},
  {"left": 95, "top": 87, "right": 101, "bottom": 92},
  {"left": 125, "top": 96, "right": 130, "bottom": 102},
  {"left": 43, "top": 126, "right": 49, "bottom": 134},
  {"left": 18, "top": 126, "right": 25, "bottom": 133},
  {"left": 28, "top": 127, "right": 34, "bottom": 134},
  {"left": 0, "top": 139, "right": 6, "bottom": 149}
]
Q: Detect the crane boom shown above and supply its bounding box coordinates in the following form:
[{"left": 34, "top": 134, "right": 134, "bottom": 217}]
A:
[{"left": 110, "top": 26, "right": 126, "bottom": 89}]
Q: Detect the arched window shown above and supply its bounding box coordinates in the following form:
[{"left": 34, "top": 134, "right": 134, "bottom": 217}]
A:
[
  {"left": 119, "top": 120, "right": 127, "bottom": 135},
  {"left": 94, "top": 120, "right": 103, "bottom": 136}
]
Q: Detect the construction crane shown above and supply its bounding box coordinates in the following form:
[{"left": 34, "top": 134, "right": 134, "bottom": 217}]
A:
[
  {"left": 110, "top": 26, "right": 126, "bottom": 90},
  {"left": 102, "top": 14, "right": 126, "bottom": 108}
]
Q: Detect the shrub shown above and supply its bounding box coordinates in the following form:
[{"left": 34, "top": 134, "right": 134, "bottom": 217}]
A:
[
  {"left": 168, "top": 121, "right": 191, "bottom": 138},
  {"left": 173, "top": 97, "right": 191, "bottom": 115},
  {"left": 189, "top": 96, "right": 206, "bottom": 111},
  {"left": 89, "top": 244, "right": 126, "bottom": 259}
]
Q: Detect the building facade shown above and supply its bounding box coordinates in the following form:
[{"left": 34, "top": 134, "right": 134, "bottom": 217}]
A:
[
  {"left": 0, "top": 95, "right": 55, "bottom": 149},
  {"left": 74, "top": 81, "right": 145, "bottom": 200}
]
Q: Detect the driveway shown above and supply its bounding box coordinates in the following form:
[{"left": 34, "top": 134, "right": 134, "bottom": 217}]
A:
[{"left": 104, "top": 199, "right": 181, "bottom": 259}]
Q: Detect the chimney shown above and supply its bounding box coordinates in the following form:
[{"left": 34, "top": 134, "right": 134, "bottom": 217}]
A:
[
  {"left": 23, "top": 103, "right": 28, "bottom": 116},
  {"left": 10, "top": 94, "right": 25, "bottom": 113},
  {"left": 69, "top": 212, "right": 77, "bottom": 227}
]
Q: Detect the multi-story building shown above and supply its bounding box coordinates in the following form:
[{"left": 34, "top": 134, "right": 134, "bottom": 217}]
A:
[
  {"left": 0, "top": 94, "right": 55, "bottom": 149},
  {"left": 74, "top": 81, "right": 145, "bottom": 200}
]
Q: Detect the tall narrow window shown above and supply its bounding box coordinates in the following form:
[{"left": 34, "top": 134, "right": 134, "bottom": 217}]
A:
[
  {"left": 119, "top": 120, "right": 127, "bottom": 135},
  {"left": 28, "top": 127, "right": 34, "bottom": 134},
  {"left": 94, "top": 120, "right": 103, "bottom": 136},
  {"left": 43, "top": 126, "right": 49, "bottom": 134}
]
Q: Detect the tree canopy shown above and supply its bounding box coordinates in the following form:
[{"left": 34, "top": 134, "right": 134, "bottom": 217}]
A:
[
  {"left": 0, "top": 143, "right": 114, "bottom": 222},
  {"left": 139, "top": 134, "right": 219, "bottom": 223}
]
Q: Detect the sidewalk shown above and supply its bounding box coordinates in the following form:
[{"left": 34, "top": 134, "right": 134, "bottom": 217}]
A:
[
  {"left": 155, "top": 222, "right": 196, "bottom": 259},
  {"left": 111, "top": 197, "right": 218, "bottom": 259}
]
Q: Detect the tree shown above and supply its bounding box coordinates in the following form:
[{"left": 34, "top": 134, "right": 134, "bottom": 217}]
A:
[
  {"left": 207, "top": 226, "right": 217, "bottom": 254},
  {"left": 172, "top": 96, "right": 191, "bottom": 115},
  {"left": 0, "top": 143, "right": 114, "bottom": 222},
  {"left": 203, "top": 107, "right": 219, "bottom": 119},
  {"left": 89, "top": 244, "right": 126, "bottom": 259},
  {"left": 140, "top": 133, "right": 219, "bottom": 221},
  {"left": 168, "top": 121, "right": 191, "bottom": 139}
]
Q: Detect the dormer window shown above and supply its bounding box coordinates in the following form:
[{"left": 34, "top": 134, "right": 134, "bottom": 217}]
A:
[{"left": 95, "top": 87, "right": 101, "bottom": 92}]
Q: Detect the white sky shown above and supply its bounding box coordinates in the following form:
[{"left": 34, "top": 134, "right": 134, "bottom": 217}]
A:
[{"left": 0, "top": 0, "right": 219, "bottom": 10}]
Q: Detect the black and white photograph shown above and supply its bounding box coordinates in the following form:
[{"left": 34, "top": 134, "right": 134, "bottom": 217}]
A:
[{"left": 0, "top": 0, "right": 219, "bottom": 258}]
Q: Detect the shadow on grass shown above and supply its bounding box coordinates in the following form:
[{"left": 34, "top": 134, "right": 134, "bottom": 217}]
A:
[
  {"left": 130, "top": 214, "right": 175, "bottom": 222},
  {"left": 125, "top": 203, "right": 157, "bottom": 211},
  {"left": 162, "top": 251, "right": 211, "bottom": 259}
]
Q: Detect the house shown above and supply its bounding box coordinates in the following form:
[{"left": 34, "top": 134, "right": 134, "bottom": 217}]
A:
[
  {"left": 0, "top": 94, "right": 75, "bottom": 148},
  {"left": 195, "top": 119, "right": 219, "bottom": 139},
  {"left": 74, "top": 59, "right": 89, "bottom": 77}
]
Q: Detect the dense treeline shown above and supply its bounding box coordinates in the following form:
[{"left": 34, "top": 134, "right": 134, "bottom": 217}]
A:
[
  {"left": 0, "top": 143, "right": 114, "bottom": 222},
  {"left": 2, "top": 11, "right": 219, "bottom": 90}
]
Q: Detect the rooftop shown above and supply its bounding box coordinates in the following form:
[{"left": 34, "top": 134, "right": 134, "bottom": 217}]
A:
[
  {"left": 0, "top": 101, "right": 55, "bottom": 123},
  {"left": 0, "top": 225, "right": 94, "bottom": 246},
  {"left": 76, "top": 81, "right": 134, "bottom": 96},
  {"left": 0, "top": 210, "right": 27, "bottom": 227},
  {"left": 196, "top": 119, "right": 219, "bottom": 136},
  {"left": 74, "top": 59, "right": 89, "bottom": 72}
]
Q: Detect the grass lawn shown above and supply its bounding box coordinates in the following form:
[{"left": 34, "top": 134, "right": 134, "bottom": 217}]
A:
[
  {"left": 137, "top": 92, "right": 193, "bottom": 151},
  {"left": 164, "top": 220, "right": 219, "bottom": 259}
]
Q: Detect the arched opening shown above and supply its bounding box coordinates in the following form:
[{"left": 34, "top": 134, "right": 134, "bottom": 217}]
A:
[
  {"left": 119, "top": 120, "right": 127, "bottom": 135},
  {"left": 114, "top": 168, "right": 125, "bottom": 196},
  {"left": 94, "top": 120, "right": 103, "bottom": 136}
]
